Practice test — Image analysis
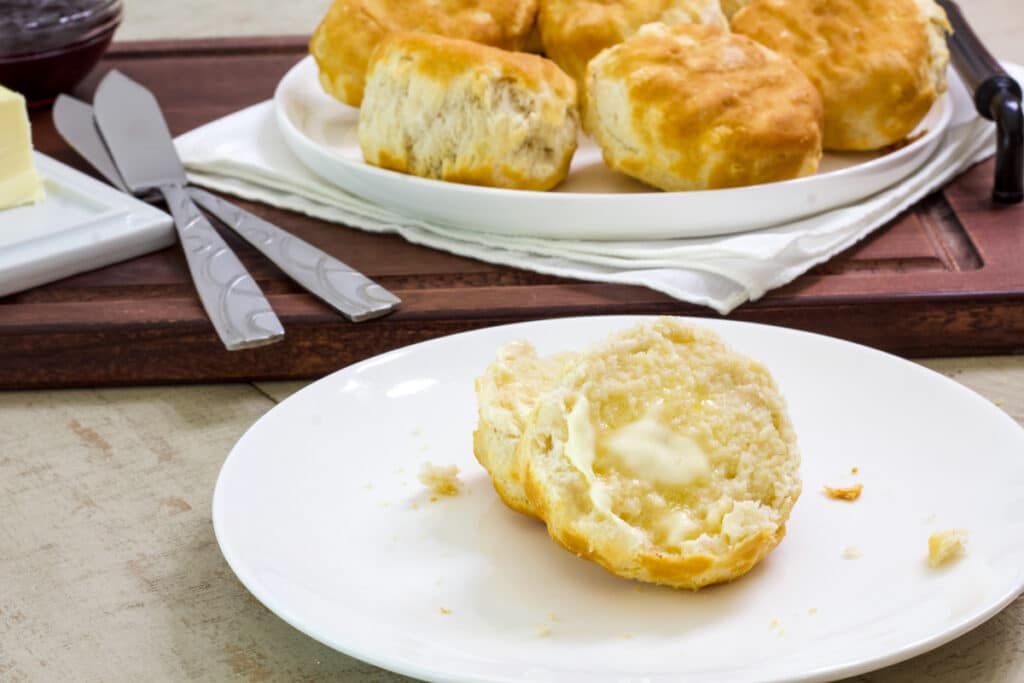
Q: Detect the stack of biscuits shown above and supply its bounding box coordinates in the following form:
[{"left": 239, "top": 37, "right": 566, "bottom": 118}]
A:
[
  {"left": 310, "top": 0, "right": 953, "bottom": 193},
  {"left": 474, "top": 317, "right": 803, "bottom": 589}
]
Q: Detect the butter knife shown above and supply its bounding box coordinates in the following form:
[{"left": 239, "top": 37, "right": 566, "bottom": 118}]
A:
[
  {"left": 54, "top": 92, "right": 400, "bottom": 323},
  {"left": 93, "top": 70, "right": 284, "bottom": 350}
]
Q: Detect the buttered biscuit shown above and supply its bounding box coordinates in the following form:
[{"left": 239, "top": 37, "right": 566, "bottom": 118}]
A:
[
  {"left": 732, "top": 0, "right": 951, "bottom": 151},
  {"left": 474, "top": 341, "right": 577, "bottom": 517},
  {"left": 359, "top": 32, "right": 579, "bottom": 190},
  {"left": 310, "top": 0, "right": 539, "bottom": 107},
  {"left": 585, "top": 23, "right": 823, "bottom": 191},
  {"left": 538, "top": 0, "right": 727, "bottom": 101},
  {"left": 519, "top": 318, "right": 802, "bottom": 589}
]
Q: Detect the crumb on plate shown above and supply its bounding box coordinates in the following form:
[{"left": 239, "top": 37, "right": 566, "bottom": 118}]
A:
[
  {"left": 440, "top": 607, "right": 452, "bottom": 615},
  {"left": 842, "top": 545, "right": 863, "bottom": 560},
  {"left": 534, "top": 624, "right": 551, "bottom": 638},
  {"left": 808, "top": 607, "right": 818, "bottom": 616},
  {"left": 851, "top": 467, "right": 859, "bottom": 475},
  {"left": 824, "top": 483, "right": 863, "bottom": 501},
  {"left": 928, "top": 529, "right": 968, "bottom": 568},
  {"left": 418, "top": 462, "right": 463, "bottom": 496}
]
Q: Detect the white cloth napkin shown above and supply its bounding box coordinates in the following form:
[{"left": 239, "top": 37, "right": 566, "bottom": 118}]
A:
[{"left": 175, "top": 65, "right": 1016, "bottom": 314}]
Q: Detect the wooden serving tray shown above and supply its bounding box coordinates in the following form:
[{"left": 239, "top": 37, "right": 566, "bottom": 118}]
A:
[{"left": 4, "top": 37, "right": 1024, "bottom": 389}]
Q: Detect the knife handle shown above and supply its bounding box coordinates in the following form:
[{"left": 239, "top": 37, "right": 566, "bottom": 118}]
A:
[
  {"left": 160, "top": 184, "right": 285, "bottom": 350},
  {"left": 187, "top": 187, "right": 401, "bottom": 323},
  {"left": 938, "top": 0, "right": 1023, "bottom": 203}
]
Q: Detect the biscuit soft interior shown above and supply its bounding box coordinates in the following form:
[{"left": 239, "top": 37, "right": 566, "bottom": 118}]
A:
[
  {"left": 359, "top": 32, "right": 579, "bottom": 190},
  {"left": 519, "top": 318, "right": 802, "bottom": 589}
]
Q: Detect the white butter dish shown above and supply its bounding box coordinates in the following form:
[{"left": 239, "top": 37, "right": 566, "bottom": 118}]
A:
[{"left": 0, "top": 152, "right": 174, "bottom": 298}]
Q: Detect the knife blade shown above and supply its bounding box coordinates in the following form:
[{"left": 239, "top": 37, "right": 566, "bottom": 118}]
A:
[
  {"left": 53, "top": 95, "right": 131, "bottom": 193},
  {"left": 92, "top": 71, "right": 188, "bottom": 192},
  {"left": 93, "top": 70, "right": 284, "bottom": 351},
  {"left": 54, "top": 93, "right": 401, "bottom": 322}
]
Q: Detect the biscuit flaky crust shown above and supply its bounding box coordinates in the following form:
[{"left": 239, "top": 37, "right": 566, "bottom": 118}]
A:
[
  {"left": 473, "top": 341, "right": 577, "bottom": 518},
  {"left": 732, "top": 0, "right": 951, "bottom": 151},
  {"left": 359, "top": 32, "right": 579, "bottom": 190},
  {"left": 538, "top": 0, "right": 727, "bottom": 98},
  {"left": 585, "top": 23, "right": 823, "bottom": 191},
  {"left": 518, "top": 318, "right": 802, "bottom": 589},
  {"left": 310, "top": 0, "right": 539, "bottom": 106}
]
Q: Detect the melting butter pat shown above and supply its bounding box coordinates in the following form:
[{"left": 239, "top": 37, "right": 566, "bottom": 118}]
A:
[
  {"left": 566, "top": 397, "right": 614, "bottom": 512},
  {"left": 604, "top": 415, "right": 710, "bottom": 487},
  {"left": 0, "top": 86, "right": 44, "bottom": 211}
]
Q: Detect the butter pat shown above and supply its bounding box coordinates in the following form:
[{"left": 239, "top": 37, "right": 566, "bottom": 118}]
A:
[
  {"left": 0, "top": 85, "right": 45, "bottom": 211},
  {"left": 605, "top": 415, "right": 709, "bottom": 487}
]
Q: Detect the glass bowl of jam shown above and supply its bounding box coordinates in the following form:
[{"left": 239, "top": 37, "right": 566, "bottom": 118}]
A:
[{"left": 0, "top": 0, "right": 123, "bottom": 107}]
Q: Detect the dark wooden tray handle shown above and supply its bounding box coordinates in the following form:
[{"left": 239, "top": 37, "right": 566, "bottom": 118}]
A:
[{"left": 937, "top": 0, "right": 1023, "bottom": 204}]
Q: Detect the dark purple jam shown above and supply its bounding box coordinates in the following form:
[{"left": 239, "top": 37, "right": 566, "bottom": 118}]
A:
[{"left": 0, "top": 0, "right": 122, "bottom": 57}]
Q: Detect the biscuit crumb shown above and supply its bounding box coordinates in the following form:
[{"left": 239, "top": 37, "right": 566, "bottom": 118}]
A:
[
  {"left": 851, "top": 467, "right": 859, "bottom": 475},
  {"left": 824, "top": 483, "right": 863, "bottom": 501},
  {"left": 548, "top": 612, "right": 560, "bottom": 622},
  {"left": 621, "top": 634, "right": 633, "bottom": 640},
  {"left": 440, "top": 607, "right": 451, "bottom": 615},
  {"left": 842, "top": 546, "right": 863, "bottom": 559},
  {"left": 808, "top": 607, "right": 818, "bottom": 616},
  {"left": 995, "top": 399, "right": 1003, "bottom": 407},
  {"left": 769, "top": 619, "right": 779, "bottom": 629},
  {"left": 430, "top": 496, "right": 439, "bottom": 503},
  {"left": 534, "top": 624, "right": 551, "bottom": 638},
  {"left": 418, "top": 462, "right": 463, "bottom": 496},
  {"left": 928, "top": 529, "right": 968, "bottom": 568}
]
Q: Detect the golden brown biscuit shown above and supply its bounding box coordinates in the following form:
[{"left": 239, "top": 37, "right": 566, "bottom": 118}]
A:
[
  {"left": 359, "top": 32, "right": 579, "bottom": 190},
  {"left": 519, "top": 317, "right": 802, "bottom": 590},
  {"left": 538, "top": 0, "right": 727, "bottom": 100},
  {"left": 731, "top": 0, "right": 951, "bottom": 151},
  {"left": 474, "top": 341, "right": 577, "bottom": 518},
  {"left": 310, "top": 0, "right": 539, "bottom": 106},
  {"left": 585, "top": 23, "right": 823, "bottom": 191},
  {"left": 720, "top": 0, "right": 751, "bottom": 19}
]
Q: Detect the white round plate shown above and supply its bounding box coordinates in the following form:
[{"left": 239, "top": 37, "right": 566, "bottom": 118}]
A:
[
  {"left": 214, "top": 316, "right": 1024, "bottom": 683},
  {"left": 274, "top": 56, "right": 952, "bottom": 240}
]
